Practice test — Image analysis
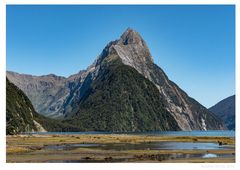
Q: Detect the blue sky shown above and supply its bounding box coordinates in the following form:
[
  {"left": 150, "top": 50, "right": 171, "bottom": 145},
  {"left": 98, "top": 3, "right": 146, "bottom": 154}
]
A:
[{"left": 6, "top": 5, "right": 235, "bottom": 108}]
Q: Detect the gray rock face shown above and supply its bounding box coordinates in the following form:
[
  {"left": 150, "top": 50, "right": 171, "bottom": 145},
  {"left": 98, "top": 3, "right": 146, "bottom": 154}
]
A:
[{"left": 7, "top": 28, "right": 226, "bottom": 130}]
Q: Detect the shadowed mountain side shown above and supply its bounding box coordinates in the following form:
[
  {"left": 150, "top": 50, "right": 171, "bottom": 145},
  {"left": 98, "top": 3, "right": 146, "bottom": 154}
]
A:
[{"left": 209, "top": 95, "right": 235, "bottom": 130}]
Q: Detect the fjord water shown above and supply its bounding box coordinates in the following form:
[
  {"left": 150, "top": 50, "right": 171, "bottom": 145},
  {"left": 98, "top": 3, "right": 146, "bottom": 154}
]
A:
[
  {"left": 30, "top": 130, "right": 235, "bottom": 137},
  {"left": 44, "top": 141, "right": 233, "bottom": 151},
  {"left": 34, "top": 130, "right": 235, "bottom": 151}
]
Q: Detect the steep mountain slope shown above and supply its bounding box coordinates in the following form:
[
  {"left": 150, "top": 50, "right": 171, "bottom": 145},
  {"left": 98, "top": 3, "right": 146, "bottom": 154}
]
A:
[
  {"left": 6, "top": 78, "right": 80, "bottom": 134},
  {"left": 97, "top": 28, "right": 224, "bottom": 130},
  {"left": 7, "top": 78, "right": 46, "bottom": 134},
  {"left": 209, "top": 95, "right": 235, "bottom": 130},
  {"left": 7, "top": 28, "right": 225, "bottom": 131},
  {"left": 65, "top": 58, "right": 180, "bottom": 131}
]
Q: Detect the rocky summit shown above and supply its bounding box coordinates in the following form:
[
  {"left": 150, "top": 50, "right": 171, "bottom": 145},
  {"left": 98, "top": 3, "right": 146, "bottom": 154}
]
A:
[{"left": 7, "top": 28, "right": 226, "bottom": 131}]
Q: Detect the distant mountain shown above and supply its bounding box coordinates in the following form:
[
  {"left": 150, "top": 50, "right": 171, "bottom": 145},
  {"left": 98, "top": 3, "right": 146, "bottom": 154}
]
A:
[
  {"left": 7, "top": 28, "right": 226, "bottom": 131},
  {"left": 6, "top": 78, "right": 80, "bottom": 135},
  {"left": 209, "top": 95, "right": 235, "bottom": 130},
  {"left": 6, "top": 72, "right": 77, "bottom": 118}
]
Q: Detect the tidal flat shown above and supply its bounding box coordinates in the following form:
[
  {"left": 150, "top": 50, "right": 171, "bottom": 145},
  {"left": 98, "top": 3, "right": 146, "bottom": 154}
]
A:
[{"left": 6, "top": 134, "right": 235, "bottom": 163}]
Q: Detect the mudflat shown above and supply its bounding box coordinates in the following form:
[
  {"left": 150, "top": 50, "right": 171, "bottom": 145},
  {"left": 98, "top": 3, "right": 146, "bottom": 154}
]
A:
[{"left": 6, "top": 134, "right": 235, "bottom": 163}]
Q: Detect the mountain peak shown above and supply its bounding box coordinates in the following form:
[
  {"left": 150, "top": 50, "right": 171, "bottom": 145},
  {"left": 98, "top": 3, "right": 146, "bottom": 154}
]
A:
[
  {"left": 123, "top": 27, "right": 138, "bottom": 36},
  {"left": 119, "top": 28, "right": 146, "bottom": 46},
  {"left": 97, "top": 28, "right": 152, "bottom": 66},
  {"left": 96, "top": 28, "right": 154, "bottom": 75}
]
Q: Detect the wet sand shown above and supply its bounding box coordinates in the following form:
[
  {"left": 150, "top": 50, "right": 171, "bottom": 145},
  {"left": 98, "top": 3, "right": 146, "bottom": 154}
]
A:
[{"left": 6, "top": 134, "right": 235, "bottom": 163}]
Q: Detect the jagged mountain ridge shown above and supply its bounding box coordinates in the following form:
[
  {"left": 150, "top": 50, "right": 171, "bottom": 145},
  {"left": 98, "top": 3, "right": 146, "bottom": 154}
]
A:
[
  {"left": 209, "top": 95, "right": 235, "bottom": 130},
  {"left": 7, "top": 28, "right": 225, "bottom": 131}
]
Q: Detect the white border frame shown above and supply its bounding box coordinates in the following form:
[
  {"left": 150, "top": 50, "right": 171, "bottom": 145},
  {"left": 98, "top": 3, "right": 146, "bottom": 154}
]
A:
[{"left": 0, "top": 1, "right": 239, "bottom": 170}]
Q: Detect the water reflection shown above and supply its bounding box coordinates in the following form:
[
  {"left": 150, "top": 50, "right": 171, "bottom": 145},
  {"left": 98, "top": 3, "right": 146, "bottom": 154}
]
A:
[
  {"left": 202, "top": 153, "right": 217, "bottom": 158},
  {"left": 44, "top": 141, "right": 234, "bottom": 162},
  {"left": 44, "top": 142, "right": 233, "bottom": 151}
]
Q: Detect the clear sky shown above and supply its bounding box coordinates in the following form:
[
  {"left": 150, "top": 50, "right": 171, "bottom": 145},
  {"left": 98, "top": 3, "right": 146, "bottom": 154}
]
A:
[{"left": 6, "top": 5, "right": 235, "bottom": 108}]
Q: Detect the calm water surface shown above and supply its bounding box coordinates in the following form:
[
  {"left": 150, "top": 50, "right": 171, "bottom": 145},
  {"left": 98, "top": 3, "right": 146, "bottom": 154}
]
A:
[
  {"left": 28, "top": 130, "right": 235, "bottom": 137},
  {"left": 44, "top": 141, "right": 234, "bottom": 151}
]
